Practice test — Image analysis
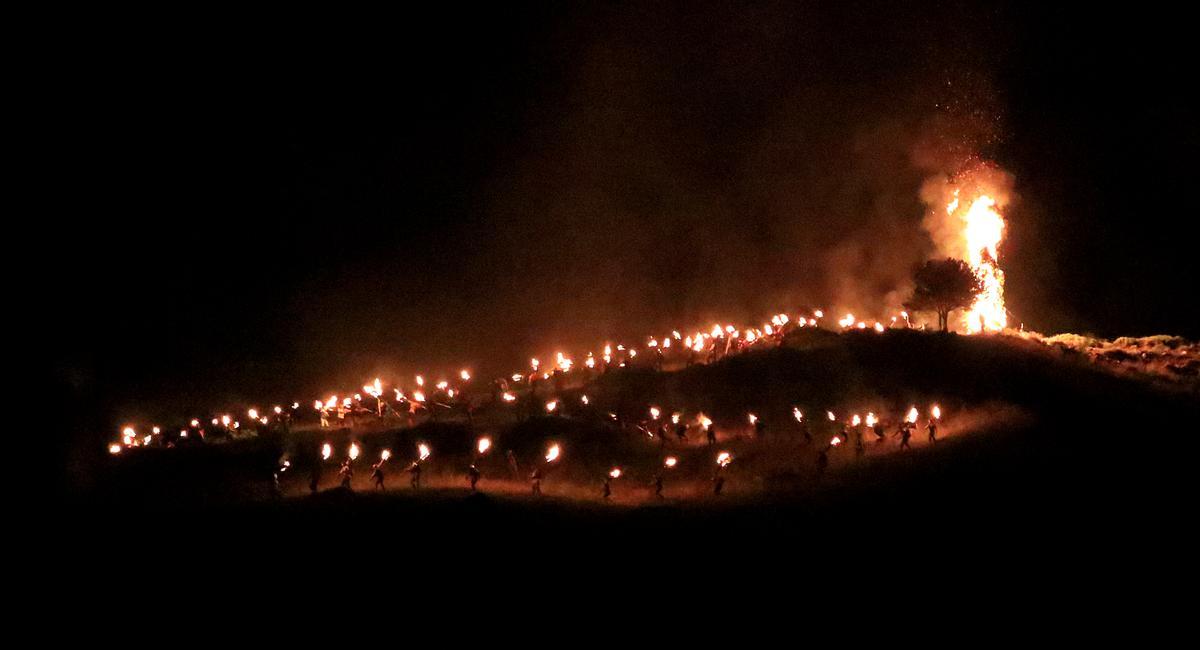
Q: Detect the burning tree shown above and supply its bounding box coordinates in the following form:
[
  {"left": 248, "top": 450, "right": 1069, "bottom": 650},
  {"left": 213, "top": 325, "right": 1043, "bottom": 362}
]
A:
[{"left": 905, "top": 258, "right": 983, "bottom": 332}]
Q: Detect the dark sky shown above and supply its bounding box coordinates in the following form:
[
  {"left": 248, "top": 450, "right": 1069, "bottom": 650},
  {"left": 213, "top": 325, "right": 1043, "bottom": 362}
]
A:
[{"left": 47, "top": 2, "right": 1199, "bottom": 427}]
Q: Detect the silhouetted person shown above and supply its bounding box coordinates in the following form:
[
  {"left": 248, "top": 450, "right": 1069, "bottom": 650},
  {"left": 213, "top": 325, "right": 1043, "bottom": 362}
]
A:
[
  {"left": 653, "top": 473, "right": 664, "bottom": 498},
  {"left": 675, "top": 422, "right": 688, "bottom": 442},
  {"left": 309, "top": 464, "right": 322, "bottom": 494},
  {"left": 712, "top": 473, "right": 725, "bottom": 496},
  {"left": 530, "top": 468, "right": 543, "bottom": 495},
  {"left": 602, "top": 476, "right": 612, "bottom": 499},
  {"left": 927, "top": 421, "right": 938, "bottom": 444},
  {"left": 801, "top": 421, "right": 812, "bottom": 445},
  {"left": 873, "top": 423, "right": 886, "bottom": 443},
  {"left": 468, "top": 464, "right": 481, "bottom": 491},
  {"left": 897, "top": 424, "right": 912, "bottom": 450},
  {"left": 339, "top": 459, "right": 353, "bottom": 490},
  {"left": 506, "top": 449, "right": 520, "bottom": 480},
  {"left": 706, "top": 425, "right": 717, "bottom": 446},
  {"left": 854, "top": 430, "right": 865, "bottom": 458},
  {"left": 371, "top": 461, "right": 386, "bottom": 490},
  {"left": 409, "top": 462, "right": 422, "bottom": 489},
  {"left": 816, "top": 447, "right": 829, "bottom": 476}
]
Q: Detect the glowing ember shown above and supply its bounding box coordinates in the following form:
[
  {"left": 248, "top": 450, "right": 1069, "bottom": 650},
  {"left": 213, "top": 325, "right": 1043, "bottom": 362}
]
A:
[
  {"left": 477, "top": 437, "right": 492, "bottom": 454},
  {"left": 545, "top": 443, "right": 561, "bottom": 463}
]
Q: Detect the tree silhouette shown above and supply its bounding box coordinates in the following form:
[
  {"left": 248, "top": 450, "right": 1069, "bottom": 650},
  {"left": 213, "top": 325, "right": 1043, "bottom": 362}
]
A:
[{"left": 904, "top": 258, "right": 983, "bottom": 332}]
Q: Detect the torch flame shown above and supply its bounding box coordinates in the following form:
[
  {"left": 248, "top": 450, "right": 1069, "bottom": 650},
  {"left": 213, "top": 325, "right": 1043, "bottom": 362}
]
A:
[
  {"left": 417, "top": 443, "right": 431, "bottom": 461},
  {"left": 348, "top": 442, "right": 360, "bottom": 460},
  {"left": 906, "top": 406, "right": 919, "bottom": 424},
  {"left": 609, "top": 467, "right": 622, "bottom": 479},
  {"left": 932, "top": 405, "right": 942, "bottom": 420},
  {"left": 545, "top": 443, "right": 560, "bottom": 463},
  {"left": 716, "top": 451, "right": 732, "bottom": 467},
  {"left": 664, "top": 456, "right": 678, "bottom": 468},
  {"left": 380, "top": 449, "right": 391, "bottom": 461},
  {"left": 477, "top": 437, "right": 492, "bottom": 454},
  {"left": 321, "top": 443, "right": 332, "bottom": 460}
]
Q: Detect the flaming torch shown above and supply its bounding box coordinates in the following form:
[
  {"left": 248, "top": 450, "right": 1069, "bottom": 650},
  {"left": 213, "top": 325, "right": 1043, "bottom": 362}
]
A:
[
  {"left": 477, "top": 437, "right": 492, "bottom": 455},
  {"left": 348, "top": 442, "right": 360, "bottom": 461},
  {"left": 545, "top": 443, "right": 561, "bottom": 463},
  {"left": 417, "top": 443, "right": 431, "bottom": 461},
  {"left": 609, "top": 467, "right": 622, "bottom": 479},
  {"left": 716, "top": 451, "right": 732, "bottom": 468},
  {"left": 906, "top": 406, "right": 919, "bottom": 424},
  {"left": 664, "top": 456, "right": 678, "bottom": 468},
  {"left": 321, "top": 442, "right": 332, "bottom": 461},
  {"left": 931, "top": 405, "right": 942, "bottom": 420}
]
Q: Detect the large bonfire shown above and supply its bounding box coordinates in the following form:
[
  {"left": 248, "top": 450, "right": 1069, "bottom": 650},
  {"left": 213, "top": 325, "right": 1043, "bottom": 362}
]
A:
[{"left": 922, "top": 162, "right": 1014, "bottom": 333}]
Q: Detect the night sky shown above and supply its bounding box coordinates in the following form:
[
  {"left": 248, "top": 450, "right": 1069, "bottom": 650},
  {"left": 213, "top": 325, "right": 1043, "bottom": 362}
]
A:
[{"left": 48, "top": 2, "right": 1198, "bottom": 434}]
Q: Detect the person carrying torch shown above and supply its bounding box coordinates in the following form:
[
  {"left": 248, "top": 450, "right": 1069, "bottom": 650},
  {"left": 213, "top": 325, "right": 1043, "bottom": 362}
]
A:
[
  {"left": 311, "top": 442, "right": 332, "bottom": 494},
  {"left": 602, "top": 467, "right": 621, "bottom": 500},
  {"left": 654, "top": 456, "right": 677, "bottom": 498},
  {"left": 532, "top": 443, "right": 560, "bottom": 496},
  {"left": 713, "top": 451, "right": 732, "bottom": 495},
  {"left": 371, "top": 449, "right": 391, "bottom": 490},
  {"left": 927, "top": 405, "right": 942, "bottom": 443},
  {"left": 468, "top": 437, "right": 491, "bottom": 492},
  {"left": 409, "top": 443, "right": 431, "bottom": 489}
]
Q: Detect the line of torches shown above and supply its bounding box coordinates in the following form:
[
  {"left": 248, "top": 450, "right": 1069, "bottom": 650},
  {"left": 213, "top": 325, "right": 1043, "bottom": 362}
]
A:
[
  {"left": 248, "top": 400, "right": 946, "bottom": 500},
  {"left": 110, "top": 307, "right": 926, "bottom": 455}
]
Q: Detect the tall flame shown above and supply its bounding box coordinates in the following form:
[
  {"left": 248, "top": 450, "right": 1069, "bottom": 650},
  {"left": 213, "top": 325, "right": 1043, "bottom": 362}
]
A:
[
  {"left": 926, "top": 164, "right": 1014, "bottom": 334},
  {"left": 956, "top": 193, "right": 1007, "bottom": 332}
]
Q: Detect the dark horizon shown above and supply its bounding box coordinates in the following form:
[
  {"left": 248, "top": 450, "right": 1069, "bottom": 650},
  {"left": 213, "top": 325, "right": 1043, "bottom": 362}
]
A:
[{"left": 45, "top": 2, "right": 1199, "bottom": 426}]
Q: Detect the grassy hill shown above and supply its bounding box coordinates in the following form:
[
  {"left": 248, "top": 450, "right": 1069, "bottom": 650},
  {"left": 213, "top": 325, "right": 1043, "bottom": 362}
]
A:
[{"left": 72, "top": 330, "right": 1198, "bottom": 569}]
